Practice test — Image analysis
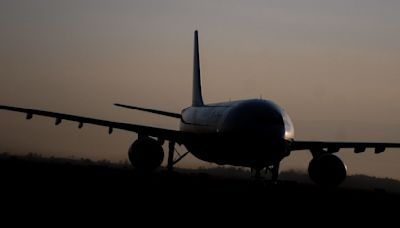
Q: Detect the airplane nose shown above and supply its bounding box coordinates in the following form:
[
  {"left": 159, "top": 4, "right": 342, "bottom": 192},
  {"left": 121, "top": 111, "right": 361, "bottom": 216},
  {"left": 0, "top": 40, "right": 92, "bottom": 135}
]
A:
[{"left": 222, "top": 100, "right": 285, "bottom": 138}]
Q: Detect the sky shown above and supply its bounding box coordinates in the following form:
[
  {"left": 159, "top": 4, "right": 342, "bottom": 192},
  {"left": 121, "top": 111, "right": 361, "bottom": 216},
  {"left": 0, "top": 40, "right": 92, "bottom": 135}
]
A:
[{"left": 1, "top": 0, "right": 400, "bottom": 179}]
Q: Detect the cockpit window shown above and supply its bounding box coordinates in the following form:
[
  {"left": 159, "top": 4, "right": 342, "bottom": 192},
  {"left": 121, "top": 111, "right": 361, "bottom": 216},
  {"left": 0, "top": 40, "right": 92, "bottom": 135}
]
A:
[{"left": 281, "top": 109, "right": 295, "bottom": 140}]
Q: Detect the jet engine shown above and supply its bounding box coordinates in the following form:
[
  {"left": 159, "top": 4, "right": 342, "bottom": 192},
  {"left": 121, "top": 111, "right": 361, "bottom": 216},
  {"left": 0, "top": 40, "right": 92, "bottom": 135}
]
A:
[
  {"left": 128, "top": 137, "right": 164, "bottom": 171},
  {"left": 308, "top": 154, "right": 347, "bottom": 187}
]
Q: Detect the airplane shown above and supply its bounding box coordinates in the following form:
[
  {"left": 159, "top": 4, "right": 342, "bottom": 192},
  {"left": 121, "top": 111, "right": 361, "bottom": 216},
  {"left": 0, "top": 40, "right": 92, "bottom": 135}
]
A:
[{"left": 1, "top": 30, "right": 400, "bottom": 187}]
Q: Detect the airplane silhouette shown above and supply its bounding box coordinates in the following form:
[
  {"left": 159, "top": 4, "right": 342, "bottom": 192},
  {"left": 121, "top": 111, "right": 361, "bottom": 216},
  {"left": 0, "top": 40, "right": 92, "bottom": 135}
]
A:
[{"left": 1, "top": 31, "right": 400, "bottom": 186}]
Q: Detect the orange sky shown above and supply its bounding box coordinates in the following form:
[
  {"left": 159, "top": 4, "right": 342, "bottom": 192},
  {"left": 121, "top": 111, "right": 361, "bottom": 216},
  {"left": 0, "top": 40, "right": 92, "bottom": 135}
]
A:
[{"left": 1, "top": 0, "right": 400, "bottom": 179}]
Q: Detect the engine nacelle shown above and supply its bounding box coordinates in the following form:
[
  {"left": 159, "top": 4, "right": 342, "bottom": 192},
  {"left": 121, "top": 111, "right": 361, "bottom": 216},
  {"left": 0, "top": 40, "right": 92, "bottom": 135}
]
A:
[
  {"left": 308, "top": 154, "right": 347, "bottom": 187},
  {"left": 128, "top": 137, "right": 164, "bottom": 171}
]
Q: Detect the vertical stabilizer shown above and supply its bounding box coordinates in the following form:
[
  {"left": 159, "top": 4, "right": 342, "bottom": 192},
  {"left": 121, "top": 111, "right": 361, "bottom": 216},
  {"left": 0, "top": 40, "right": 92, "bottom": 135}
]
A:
[{"left": 192, "top": 30, "right": 204, "bottom": 107}]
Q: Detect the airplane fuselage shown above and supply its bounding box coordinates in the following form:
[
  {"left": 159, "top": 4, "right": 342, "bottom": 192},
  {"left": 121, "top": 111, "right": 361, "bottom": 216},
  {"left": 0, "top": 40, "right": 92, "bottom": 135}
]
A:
[{"left": 180, "top": 99, "right": 294, "bottom": 169}]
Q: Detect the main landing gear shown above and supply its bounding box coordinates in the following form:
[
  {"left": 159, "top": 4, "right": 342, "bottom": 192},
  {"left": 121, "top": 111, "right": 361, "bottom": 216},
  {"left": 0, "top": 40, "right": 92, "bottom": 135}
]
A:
[{"left": 166, "top": 141, "right": 190, "bottom": 173}]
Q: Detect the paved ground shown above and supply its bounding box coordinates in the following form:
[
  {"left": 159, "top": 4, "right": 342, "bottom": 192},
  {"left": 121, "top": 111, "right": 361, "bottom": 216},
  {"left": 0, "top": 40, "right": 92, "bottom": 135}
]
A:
[{"left": 0, "top": 153, "right": 398, "bottom": 221}]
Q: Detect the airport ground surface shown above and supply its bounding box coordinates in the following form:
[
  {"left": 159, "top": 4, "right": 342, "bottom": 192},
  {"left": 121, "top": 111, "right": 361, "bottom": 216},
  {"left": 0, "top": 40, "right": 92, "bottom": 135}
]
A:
[{"left": 0, "top": 153, "right": 398, "bottom": 222}]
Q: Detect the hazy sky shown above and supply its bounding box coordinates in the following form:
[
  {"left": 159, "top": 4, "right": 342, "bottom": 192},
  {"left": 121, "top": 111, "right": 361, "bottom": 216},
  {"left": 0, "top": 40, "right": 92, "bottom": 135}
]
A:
[{"left": 1, "top": 0, "right": 400, "bottom": 179}]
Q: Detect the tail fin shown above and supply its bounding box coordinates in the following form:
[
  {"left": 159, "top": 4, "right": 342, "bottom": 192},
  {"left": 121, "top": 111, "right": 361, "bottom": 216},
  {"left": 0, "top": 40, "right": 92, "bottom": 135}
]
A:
[{"left": 192, "top": 30, "right": 204, "bottom": 107}]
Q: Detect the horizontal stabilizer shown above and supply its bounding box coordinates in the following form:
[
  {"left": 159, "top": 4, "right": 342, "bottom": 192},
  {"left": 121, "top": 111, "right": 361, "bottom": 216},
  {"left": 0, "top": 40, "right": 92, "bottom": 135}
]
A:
[{"left": 114, "top": 103, "right": 181, "bottom": 118}]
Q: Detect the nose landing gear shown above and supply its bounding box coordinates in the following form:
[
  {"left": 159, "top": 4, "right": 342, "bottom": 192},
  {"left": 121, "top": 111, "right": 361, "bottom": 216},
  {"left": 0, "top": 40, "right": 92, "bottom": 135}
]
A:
[{"left": 251, "top": 163, "right": 280, "bottom": 183}]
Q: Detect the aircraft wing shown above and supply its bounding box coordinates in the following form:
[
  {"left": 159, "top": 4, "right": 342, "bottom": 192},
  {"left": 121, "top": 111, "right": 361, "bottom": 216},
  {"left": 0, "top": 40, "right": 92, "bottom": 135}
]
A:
[
  {"left": 291, "top": 140, "right": 400, "bottom": 154},
  {"left": 0, "top": 105, "right": 187, "bottom": 144}
]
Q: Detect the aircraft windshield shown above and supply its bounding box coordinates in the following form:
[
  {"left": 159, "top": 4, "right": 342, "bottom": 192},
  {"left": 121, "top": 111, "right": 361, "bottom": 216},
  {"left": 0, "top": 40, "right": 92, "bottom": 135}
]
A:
[{"left": 281, "top": 110, "right": 294, "bottom": 140}]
